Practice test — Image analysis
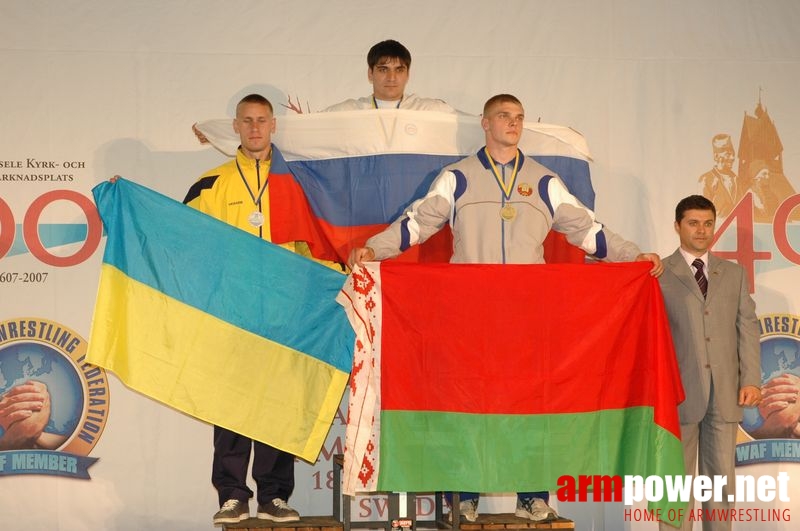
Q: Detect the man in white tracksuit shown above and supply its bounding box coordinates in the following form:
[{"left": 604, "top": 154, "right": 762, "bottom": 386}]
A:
[{"left": 348, "top": 93, "right": 663, "bottom": 523}]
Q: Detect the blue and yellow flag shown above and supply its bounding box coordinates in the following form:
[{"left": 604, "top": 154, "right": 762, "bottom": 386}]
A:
[{"left": 87, "top": 178, "right": 352, "bottom": 462}]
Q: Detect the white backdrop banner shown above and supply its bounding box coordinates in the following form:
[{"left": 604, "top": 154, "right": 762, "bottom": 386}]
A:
[{"left": 1, "top": 1, "right": 800, "bottom": 530}]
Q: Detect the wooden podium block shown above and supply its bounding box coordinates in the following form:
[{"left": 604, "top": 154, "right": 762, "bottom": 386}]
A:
[
  {"left": 454, "top": 514, "right": 574, "bottom": 530},
  {"left": 329, "top": 455, "right": 575, "bottom": 531},
  {"left": 222, "top": 516, "right": 343, "bottom": 531}
]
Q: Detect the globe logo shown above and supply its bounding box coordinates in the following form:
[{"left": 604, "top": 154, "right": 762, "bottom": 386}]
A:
[
  {"left": 0, "top": 342, "right": 84, "bottom": 444},
  {"left": 760, "top": 336, "right": 800, "bottom": 382},
  {"left": 740, "top": 335, "right": 800, "bottom": 439}
]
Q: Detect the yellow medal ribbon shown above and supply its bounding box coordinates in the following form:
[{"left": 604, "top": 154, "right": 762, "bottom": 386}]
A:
[{"left": 484, "top": 147, "right": 520, "bottom": 200}]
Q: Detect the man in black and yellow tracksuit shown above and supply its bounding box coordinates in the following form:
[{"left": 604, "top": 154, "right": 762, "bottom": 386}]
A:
[{"left": 184, "top": 93, "right": 340, "bottom": 527}]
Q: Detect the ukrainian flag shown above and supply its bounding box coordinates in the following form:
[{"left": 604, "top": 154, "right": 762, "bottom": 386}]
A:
[{"left": 87, "top": 178, "right": 352, "bottom": 462}]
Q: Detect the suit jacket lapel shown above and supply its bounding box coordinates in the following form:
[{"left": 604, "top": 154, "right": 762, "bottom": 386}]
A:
[
  {"left": 706, "top": 253, "right": 724, "bottom": 302},
  {"left": 668, "top": 249, "right": 706, "bottom": 302}
]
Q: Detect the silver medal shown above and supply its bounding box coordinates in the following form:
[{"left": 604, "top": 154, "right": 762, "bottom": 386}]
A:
[{"left": 248, "top": 211, "right": 264, "bottom": 227}]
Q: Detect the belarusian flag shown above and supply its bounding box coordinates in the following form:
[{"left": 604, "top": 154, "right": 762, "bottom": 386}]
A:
[{"left": 338, "top": 261, "right": 684, "bottom": 516}]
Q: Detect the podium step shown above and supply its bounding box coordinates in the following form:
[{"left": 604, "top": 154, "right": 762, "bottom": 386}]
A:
[
  {"left": 458, "top": 514, "right": 574, "bottom": 529},
  {"left": 222, "top": 515, "right": 343, "bottom": 531},
  {"left": 423, "top": 514, "right": 574, "bottom": 530}
]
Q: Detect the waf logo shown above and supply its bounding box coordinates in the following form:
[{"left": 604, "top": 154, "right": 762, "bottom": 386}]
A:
[
  {"left": 0, "top": 318, "right": 109, "bottom": 478},
  {"left": 737, "top": 314, "right": 800, "bottom": 465}
]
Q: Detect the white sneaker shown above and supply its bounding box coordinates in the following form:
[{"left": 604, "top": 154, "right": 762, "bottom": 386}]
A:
[
  {"left": 515, "top": 497, "right": 557, "bottom": 522},
  {"left": 213, "top": 499, "right": 249, "bottom": 525}
]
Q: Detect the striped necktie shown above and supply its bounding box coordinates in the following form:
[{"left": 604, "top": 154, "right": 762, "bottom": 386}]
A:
[{"left": 692, "top": 258, "right": 708, "bottom": 298}]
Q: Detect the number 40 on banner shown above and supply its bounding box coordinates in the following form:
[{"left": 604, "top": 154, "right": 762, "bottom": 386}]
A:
[{"left": 713, "top": 192, "right": 800, "bottom": 293}]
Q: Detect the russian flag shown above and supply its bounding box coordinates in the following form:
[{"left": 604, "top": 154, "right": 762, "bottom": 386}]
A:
[{"left": 197, "top": 110, "right": 595, "bottom": 264}]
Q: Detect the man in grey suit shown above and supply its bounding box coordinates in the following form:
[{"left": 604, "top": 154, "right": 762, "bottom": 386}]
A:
[{"left": 658, "top": 195, "right": 761, "bottom": 531}]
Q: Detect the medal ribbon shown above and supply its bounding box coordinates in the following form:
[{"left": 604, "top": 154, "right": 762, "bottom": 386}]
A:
[
  {"left": 372, "top": 95, "right": 403, "bottom": 109},
  {"left": 236, "top": 154, "right": 271, "bottom": 207},
  {"left": 484, "top": 148, "right": 520, "bottom": 200}
]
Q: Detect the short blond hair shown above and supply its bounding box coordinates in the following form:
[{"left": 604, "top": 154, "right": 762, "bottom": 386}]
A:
[{"left": 483, "top": 94, "right": 522, "bottom": 116}]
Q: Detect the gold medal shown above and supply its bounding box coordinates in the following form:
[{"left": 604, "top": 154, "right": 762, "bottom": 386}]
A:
[{"left": 500, "top": 204, "right": 517, "bottom": 221}]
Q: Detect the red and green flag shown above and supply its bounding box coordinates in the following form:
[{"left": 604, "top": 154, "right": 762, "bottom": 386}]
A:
[{"left": 338, "top": 261, "right": 685, "bottom": 509}]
